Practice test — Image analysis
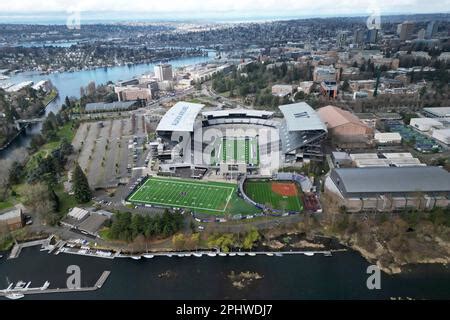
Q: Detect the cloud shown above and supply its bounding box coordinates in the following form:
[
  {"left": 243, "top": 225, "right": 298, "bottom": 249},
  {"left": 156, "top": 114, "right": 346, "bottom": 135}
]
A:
[{"left": 0, "top": 0, "right": 447, "bottom": 16}]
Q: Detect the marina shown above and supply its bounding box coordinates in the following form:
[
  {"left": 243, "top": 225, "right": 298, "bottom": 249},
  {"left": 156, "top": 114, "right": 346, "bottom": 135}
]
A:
[
  {"left": 0, "top": 271, "right": 111, "bottom": 300},
  {"left": 1, "top": 245, "right": 449, "bottom": 300},
  {"left": 5, "top": 235, "right": 347, "bottom": 262}
]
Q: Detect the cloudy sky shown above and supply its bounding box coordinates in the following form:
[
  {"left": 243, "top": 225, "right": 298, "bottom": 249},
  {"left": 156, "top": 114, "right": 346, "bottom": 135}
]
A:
[{"left": 0, "top": 0, "right": 447, "bottom": 20}]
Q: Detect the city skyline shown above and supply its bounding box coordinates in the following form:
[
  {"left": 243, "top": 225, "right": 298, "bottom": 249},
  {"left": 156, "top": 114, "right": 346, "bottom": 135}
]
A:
[{"left": 0, "top": 0, "right": 448, "bottom": 23}]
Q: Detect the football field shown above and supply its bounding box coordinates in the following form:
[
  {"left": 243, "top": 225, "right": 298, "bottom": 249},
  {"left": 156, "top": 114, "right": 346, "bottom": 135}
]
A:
[
  {"left": 128, "top": 177, "right": 236, "bottom": 213},
  {"left": 212, "top": 136, "right": 259, "bottom": 165}
]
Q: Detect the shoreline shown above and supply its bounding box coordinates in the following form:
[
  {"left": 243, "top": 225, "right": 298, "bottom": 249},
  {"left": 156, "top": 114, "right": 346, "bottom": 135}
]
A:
[
  {"left": 4, "top": 52, "right": 209, "bottom": 76},
  {"left": 0, "top": 89, "right": 58, "bottom": 151},
  {"left": 2, "top": 232, "right": 448, "bottom": 275}
]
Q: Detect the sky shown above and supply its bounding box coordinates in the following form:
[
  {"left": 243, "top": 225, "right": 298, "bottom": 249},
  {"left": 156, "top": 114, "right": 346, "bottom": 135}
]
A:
[{"left": 0, "top": 0, "right": 448, "bottom": 22}]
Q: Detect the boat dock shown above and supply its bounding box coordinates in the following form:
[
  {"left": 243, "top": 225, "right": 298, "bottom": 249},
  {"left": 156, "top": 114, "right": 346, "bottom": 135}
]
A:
[
  {"left": 8, "top": 236, "right": 54, "bottom": 259},
  {"left": 0, "top": 271, "right": 110, "bottom": 299},
  {"left": 119, "top": 249, "right": 346, "bottom": 259}
]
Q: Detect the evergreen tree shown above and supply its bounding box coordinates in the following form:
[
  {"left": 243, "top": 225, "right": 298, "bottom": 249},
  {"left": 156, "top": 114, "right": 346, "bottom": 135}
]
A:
[{"left": 72, "top": 163, "right": 92, "bottom": 203}]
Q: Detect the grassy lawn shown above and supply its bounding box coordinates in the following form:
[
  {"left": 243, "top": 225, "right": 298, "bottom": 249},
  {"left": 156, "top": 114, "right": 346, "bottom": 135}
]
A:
[
  {"left": 98, "top": 227, "right": 112, "bottom": 240},
  {"left": 0, "top": 228, "right": 30, "bottom": 251},
  {"left": 0, "top": 200, "right": 14, "bottom": 211},
  {"left": 0, "top": 235, "right": 14, "bottom": 251},
  {"left": 25, "top": 121, "right": 76, "bottom": 172},
  {"left": 42, "top": 89, "right": 58, "bottom": 106},
  {"left": 54, "top": 186, "right": 79, "bottom": 214}
]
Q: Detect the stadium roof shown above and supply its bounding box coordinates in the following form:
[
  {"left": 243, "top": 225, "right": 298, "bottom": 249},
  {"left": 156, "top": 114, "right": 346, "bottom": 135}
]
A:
[
  {"left": 85, "top": 101, "right": 137, "bottom": 112},
  {"left": 332, "top": 167, "right": 450, "bottom": 196},
  {"left": 202, "top": 109, "right": 273, "bottom": 118},
  {"left": 278, "top": 102, "right": 327, "bottom": 132},
  {"left": 157, "top": 102, "right": 204, "bottom": 132}
]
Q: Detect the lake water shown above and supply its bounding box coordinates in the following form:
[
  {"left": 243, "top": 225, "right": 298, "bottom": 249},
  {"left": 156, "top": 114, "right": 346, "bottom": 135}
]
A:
[
  {"left": 0, "top": 247, "right": 449, "bottom": 300},
  {"left": 0, "top": 51, "right": 215, "bottom": 159}
]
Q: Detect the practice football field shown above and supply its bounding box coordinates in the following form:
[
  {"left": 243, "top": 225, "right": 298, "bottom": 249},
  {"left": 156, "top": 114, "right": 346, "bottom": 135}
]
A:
[{"left": 128, "top": 177, "right": 236, "bottom": 213}]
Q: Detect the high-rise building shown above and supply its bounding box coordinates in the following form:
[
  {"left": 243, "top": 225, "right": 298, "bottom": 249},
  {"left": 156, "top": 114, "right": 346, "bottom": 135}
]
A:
[
  {"left": 337, "top": 31, "right": 347, "bottom": 47},
  {"left": 399, "top": 21, "right": 414, "bottom": 41},
  {"left": 353, "top": 29, "right": 364, "bottom": 45},
  {"left": 154, "top": 63, "right": 173, "bottom": 82},
  {"left": 426, "top": 21, "right": 438, "bottom": 39},
  {"left": 418, "top": 28, "right": 426, "bottom": 40},
  {"left": 365, "top": 29, "right": 378, "bottom": 43}
]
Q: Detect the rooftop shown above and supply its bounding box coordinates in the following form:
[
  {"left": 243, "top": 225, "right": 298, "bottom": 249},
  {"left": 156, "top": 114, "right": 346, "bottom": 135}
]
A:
[
  {"left": 317, "top": 105, "right": 368, "bottom": 129},
  {"left": 423, "top": 107, "right": 450, "bottom": 118},
  {"left": 85, "top": 101, "right": 137, "bottom": 112},
  {"left": 332, "top": 167, "right": 450, "bottom": 195},
  {"left": 278, "top": 102, "right": 327, "bottom": 132},
  {"left": 68, "top": 207, "right": 90, "bottom": 221},
  {"left": 202, "top": 109, "right": 274, "bottom": 119},
  {"left": 157, "top": 101, "right": 204, "bottom": 132},
  {"left": 0, "top": 208, "right": 21, "bottom": 222}
]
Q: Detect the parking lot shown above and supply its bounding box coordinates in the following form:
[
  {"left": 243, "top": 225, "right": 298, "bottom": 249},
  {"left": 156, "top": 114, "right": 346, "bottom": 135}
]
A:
[{"left": 72, "top": 115, "right": 148, "bottom": 189}]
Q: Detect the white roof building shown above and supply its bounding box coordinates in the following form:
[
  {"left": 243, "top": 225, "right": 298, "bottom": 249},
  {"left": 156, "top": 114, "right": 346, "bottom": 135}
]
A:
[
  {"left": 410, "top": 118, "right": 444, "bottom": 132},
  {"left": 432, "top": 129, "right": 450, "bottom": 145},
  {"left": 68, "top": 207, "right": 90, "bottom": 221},
  {"left": 374, "top": 132, "right": 402, "bottom": 144},
  {"left": 279, "top": 102, "right": 327, "bottom": 132},
  {"left": 156, "top": 102, "right": 204, "bottom": 133}
]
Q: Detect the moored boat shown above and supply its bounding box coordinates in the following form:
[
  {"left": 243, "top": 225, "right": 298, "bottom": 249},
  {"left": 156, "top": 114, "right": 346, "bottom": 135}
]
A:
[{"left": 5, "top": 293, "right": 25, "bottom": 300}]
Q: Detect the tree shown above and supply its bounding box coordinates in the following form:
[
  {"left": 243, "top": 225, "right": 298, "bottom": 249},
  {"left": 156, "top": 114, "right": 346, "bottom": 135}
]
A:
[
  {"left": 242, "top": 229, "right": 260, "bottom": 250},
  {"left": 187, "top": 233, "right": 200, "bottom": 250},
  {"left": 65, "top": 96, "right": 71, "bottom": 109},
  {"left": 341, "top": 80, "right": 350, "bottom": 92},
  {"left": 22, "top": 182, "right": 59, "bottom": 225},
  {"left": 8, "top": 161, "right": 24, "bottom": 185},
  {"left": 172, "top": 234, "right": 186, "bottom": 250},
  {"left": 72, "top": 163, "right": 92, "bottom": 203},
  {"left": 294, "top": 91, "right": 305, "bottom": 101}
]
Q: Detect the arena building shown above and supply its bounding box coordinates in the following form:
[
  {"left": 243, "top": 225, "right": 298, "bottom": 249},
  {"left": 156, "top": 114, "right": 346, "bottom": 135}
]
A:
[
  {"left": 317, "top": 105, "right": 373, "bottom": 144},
  {"left": 326, "top": 166, "right": 450, "bottom": 212}
]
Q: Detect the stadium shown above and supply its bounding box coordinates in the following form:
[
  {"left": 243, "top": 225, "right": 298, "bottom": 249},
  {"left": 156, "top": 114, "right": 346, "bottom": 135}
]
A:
[{"left": 128, "top": 101, "right": 326, "bottom": 217}]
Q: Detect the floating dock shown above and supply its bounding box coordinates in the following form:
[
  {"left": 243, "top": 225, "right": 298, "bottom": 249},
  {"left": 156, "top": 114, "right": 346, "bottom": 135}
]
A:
[
  {"left": 0, "top": 271, "right": 110, "bottom": 299},
  {"left": 8, "top": 236, "right": 54, "bottom": 259}
]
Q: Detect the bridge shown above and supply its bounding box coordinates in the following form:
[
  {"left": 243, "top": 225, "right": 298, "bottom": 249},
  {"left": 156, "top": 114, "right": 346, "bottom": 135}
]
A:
[
  {"left": 14, "top": 118, "right": 45, "bottom": 130},
  {"left": 15, "top": 118, "right": 44, "bottom": 124}
]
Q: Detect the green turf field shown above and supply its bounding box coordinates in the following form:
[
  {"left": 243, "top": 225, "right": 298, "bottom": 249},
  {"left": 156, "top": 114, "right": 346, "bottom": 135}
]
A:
[
  {"left": 212, "top": 136, "right": 259, "bottom": 166},
  {"left": 244, "top": 180, "right": 303, "bottom": 212},
  {"left": 129, "top": 177, "right": 261, "bottom": 215},
  {"left": 128, "top": 177, "right": 236, "bottom": 212}
]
